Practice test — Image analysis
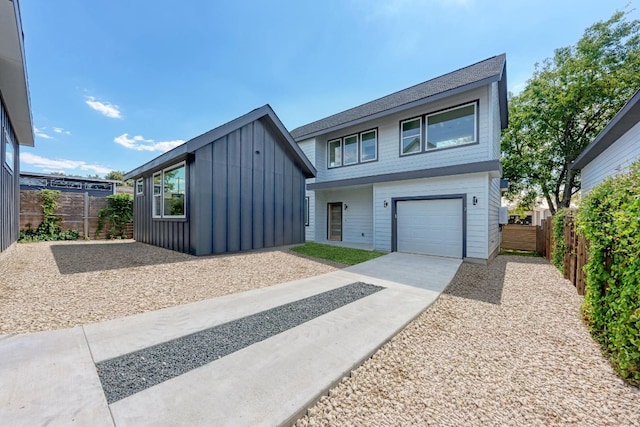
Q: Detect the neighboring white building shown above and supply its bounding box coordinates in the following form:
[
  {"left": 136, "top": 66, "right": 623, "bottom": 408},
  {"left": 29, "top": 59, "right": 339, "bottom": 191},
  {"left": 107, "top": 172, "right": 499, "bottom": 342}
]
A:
[
  {"left": 291, "top": 55, "right": 508, "bottom": 263},
  {"left": 572, "top": 89, "right": 640, "bottom": 194}
]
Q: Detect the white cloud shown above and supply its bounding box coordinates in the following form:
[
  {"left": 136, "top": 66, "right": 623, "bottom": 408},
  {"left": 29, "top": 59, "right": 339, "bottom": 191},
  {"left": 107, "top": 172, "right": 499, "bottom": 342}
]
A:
[
  {"left": 85, "top": 96, "right": 122, "bottom": 119},
  {"left": 53, "top": 127, "right": 72, "bottom": 135},
  {"left": 21, "top": 152, "right": 112, "bottom": 175},
  {"left": 114, "top": 133, "right": 184, "bottom": 153},
  {"left": 34, "top": 127, "right": 54, "bottom": 139}
]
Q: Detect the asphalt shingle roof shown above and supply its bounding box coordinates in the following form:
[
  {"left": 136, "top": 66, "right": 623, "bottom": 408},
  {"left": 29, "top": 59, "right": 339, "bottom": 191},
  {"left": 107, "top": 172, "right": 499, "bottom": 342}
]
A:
[{"left": 291, "top": 54, "right": 506, "bottom": 140}]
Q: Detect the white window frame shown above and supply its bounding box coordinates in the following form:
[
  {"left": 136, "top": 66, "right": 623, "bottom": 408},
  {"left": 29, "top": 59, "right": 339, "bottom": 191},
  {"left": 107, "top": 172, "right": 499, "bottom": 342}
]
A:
[
  {"left": 343, "top": 134, "right": 359, "bottom": 166},
  {"left": 136, "top": 178, "right": 144, "bottom": 196},
  {"left": 400, "top": 117, "right": 422, "bottom": 156},
  {"left": 425, "top": 102, "right": 477, "bottom": 150},
  {"left": 152, "top": 172, "right": 162, "bottom": 218},
  {"left": 152, "top": 161, "right": 187, "bottom": 219},
  {"left": 328, "top": 138, "right": 342, "bottom": 168},
  {"left": 359, "top": 129, "right": 377, "bottom": 162}
]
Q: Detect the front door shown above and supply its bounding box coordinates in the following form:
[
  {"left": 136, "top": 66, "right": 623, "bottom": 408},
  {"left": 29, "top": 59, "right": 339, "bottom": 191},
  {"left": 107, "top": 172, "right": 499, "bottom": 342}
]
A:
[{"left": 328, "top": 202, "right": 342, "bottom": 241}]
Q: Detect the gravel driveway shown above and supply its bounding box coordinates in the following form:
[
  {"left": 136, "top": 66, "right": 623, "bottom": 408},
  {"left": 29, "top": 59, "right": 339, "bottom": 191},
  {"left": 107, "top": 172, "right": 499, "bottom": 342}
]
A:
[
  {"left": 0, "top": 240, "right": 337, "bottom": 334},
  {"left": 295, "top": 256, "right": 640, "bottom": 426}
]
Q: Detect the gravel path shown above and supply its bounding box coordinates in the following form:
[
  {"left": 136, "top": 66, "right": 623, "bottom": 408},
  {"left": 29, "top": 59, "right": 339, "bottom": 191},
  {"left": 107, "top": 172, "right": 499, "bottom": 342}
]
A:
[
  {"left": 294, "top": 256, "right": 640, "bottom": 427},
  {"left": 0, "top": 240, "right": 337, "bottom": 334}
]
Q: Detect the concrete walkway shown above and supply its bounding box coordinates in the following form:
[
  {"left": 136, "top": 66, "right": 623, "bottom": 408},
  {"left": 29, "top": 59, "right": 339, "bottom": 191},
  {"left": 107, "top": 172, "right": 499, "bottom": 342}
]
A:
[{"left": 0, "top": 253, "right": 461, "bottom": 427}]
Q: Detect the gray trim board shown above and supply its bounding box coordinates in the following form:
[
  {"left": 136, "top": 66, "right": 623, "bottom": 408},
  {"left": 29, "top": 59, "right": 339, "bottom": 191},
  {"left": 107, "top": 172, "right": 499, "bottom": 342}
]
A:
[
  {"left": 124, "top": 105, "right": 316, "bottom": 180},
  {"left": 391, "top": 194, "right": 467, "bottom": 258},
  {"left": 571, "top": 89, "right": 640, "bottom": 170},
  {"left": 307, "top": 160, "right": 501, "bottom": 191},
  {"left": 291, "top": 54, "right": 507, "bottom": 141}
]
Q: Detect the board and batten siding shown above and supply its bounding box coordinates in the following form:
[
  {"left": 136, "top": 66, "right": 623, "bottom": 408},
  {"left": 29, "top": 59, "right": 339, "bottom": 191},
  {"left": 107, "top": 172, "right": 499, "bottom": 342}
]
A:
[
  {"left": 581, "top": 120, "right": 640, "bottom": 193},
  {"left": 314, "top": 86, "right": 492, "bottom": 183},
  {"left": 373, "top": 173, "right": 490, "bottom": 259},
  {"left": 312, "top": 186, "right": 373, "bottom": 244},
  {"left": 0, "top": 97, "right": 19, "bottom": 253}
]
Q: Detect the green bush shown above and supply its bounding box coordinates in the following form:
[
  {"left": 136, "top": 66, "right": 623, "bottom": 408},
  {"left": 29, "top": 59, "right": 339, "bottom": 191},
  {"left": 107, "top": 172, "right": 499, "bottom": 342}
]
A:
[
  {"left": 576, "top": 160, "right": 640, "bottom": 386},
  {"left": 96, "top": 193, "right": 133, "bottom": 239},
  {"left": 551, "top": 208, "right": 567, "bottom": 271},
  {"left": 19, "top": 190, "right": 80, "bottom": 242}
]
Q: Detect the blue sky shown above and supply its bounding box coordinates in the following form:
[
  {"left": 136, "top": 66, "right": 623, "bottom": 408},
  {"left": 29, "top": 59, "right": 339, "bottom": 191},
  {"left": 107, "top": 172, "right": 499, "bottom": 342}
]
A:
[{"left": 19, "top": 0, "right": 639, "bottom": 177}]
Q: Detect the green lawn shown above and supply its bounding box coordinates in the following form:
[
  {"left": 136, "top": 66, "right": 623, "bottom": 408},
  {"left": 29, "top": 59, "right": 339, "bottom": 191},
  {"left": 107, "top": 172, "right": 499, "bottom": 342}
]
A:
[
  {"left": 499, "top": 249, "right": 540, "bottom": 257},
  {"left": 290, "top": 242, "right": 386, "bottom": 266}
]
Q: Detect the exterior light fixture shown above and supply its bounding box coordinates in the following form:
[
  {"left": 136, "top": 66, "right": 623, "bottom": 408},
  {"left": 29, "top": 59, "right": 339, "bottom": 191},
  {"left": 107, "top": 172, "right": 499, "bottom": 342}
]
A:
[
  {"left": 473, "top": 196, "right": 478, "bottom": 206},
  {"left": 383, "top": 200, "right": 388, "bottom": 208}
]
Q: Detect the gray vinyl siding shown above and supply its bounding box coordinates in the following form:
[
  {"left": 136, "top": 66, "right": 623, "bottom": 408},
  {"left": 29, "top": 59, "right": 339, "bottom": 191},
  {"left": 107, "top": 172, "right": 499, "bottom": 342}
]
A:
[
  {"left": 133, "top": 118, "right": 306, "bottom": 255},
  {"left": 312, "top": 187, "right": 373, "bottom": 245},
  {"left": 314, "top": 87, "right": 490, "bottom": 183},
  {"left": 1, "top": 95, "right": 19, "bottom": 253}
]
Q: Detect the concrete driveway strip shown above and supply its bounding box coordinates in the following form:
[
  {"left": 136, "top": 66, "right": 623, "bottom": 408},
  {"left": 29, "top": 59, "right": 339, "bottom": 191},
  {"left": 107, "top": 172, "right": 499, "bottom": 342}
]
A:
[{"left": 0, "top": 327, "right": 113, "bottom": 427}]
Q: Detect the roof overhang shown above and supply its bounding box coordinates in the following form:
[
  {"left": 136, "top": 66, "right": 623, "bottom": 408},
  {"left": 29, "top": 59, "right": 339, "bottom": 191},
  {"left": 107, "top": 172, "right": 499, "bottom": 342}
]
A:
[
  {"left": 0, "top": 0, "right": 34, "bottom": 147},
  {"left": 124, "top": 105, "right": 316, "bottom": 180},
  {"left": 572, "top": 89, "right": 640, "bottom": 170}
]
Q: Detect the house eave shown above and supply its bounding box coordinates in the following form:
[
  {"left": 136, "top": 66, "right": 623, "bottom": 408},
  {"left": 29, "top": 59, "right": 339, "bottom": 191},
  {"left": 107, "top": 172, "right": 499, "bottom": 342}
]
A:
[
  {"left": 0, "top": 0, "right": 34, "bottom": 147},
  {"left": 571, "top": 89, "right": 640, "bottom": 170}
]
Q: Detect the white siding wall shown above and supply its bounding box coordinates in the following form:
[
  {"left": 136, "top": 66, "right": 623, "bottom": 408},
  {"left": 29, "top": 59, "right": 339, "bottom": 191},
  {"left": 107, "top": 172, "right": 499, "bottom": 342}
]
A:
[
  {"left": 581, "top": 121, "right": 640, "bottom": 193},
  {"left": 490, "top": 82, "right": 502, "bottom": 160},
  {"left": 311, "top": 186, "right": 374, "bottom": 244},
  {"left": 299, "top": 139, "right": 317, "bottom": 241},
  {"left": 488, "top": 176, "right": 501, "bottom": 258},
  {"left": 316, "top": 86, "right": 492, "bottom": 182},
  {"left": 373, "top": 173, "right": 490, "bottom": 259}
]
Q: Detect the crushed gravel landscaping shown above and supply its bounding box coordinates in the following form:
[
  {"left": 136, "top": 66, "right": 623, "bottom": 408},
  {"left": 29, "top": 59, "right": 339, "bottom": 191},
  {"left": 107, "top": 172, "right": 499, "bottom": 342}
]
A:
[
  {"left": 295, "top": 256, "right": 640, "bottom": 427},
  {"left": 0, "top": 240, "right": 338, "bottom": 334}
]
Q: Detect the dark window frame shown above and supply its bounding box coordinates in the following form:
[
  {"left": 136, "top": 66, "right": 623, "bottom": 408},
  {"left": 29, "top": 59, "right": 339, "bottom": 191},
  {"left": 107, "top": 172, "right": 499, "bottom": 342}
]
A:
[{"left": 327, "top": 127, "right": 379, "bottom": 169}]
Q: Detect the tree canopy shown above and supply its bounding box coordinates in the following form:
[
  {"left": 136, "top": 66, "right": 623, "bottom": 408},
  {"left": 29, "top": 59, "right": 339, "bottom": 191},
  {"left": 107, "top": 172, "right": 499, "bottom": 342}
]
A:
[{"left": 501, "top": 10, "right": 640, "bottom": 214}]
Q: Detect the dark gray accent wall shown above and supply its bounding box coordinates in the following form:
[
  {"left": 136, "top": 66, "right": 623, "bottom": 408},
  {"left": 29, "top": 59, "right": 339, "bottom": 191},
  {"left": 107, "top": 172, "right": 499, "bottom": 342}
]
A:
[
  {"left": 0, "top": 95, "right": 20, "bottom": 253},
  {"left": 132, "top": 117, "right": 306, "bottom": 256}
]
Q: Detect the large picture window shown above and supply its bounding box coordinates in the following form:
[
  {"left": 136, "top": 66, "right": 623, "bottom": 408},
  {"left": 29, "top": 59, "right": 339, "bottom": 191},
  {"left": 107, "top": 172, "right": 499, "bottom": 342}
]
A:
[
  {"left": 426, "top": 103, "right": 477, "bottom": 149},
  {"left": 152, "top": 162, "right": 186, "bottom": 218}
]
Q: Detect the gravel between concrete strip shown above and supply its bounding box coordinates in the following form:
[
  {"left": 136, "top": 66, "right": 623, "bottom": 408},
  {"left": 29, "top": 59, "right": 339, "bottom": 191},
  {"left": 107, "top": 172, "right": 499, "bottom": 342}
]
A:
[
  {"left": 294, "top": 256, "right": 640, "bottom": 427},
  {"left": 0, "top": 240, "right": 338, "bottom": 334}
]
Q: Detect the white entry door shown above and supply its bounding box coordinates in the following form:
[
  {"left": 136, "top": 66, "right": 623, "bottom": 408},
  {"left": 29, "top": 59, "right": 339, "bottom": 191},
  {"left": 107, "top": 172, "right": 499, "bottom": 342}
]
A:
[{"left": 396, "top": 199, "right": 463, "bottom": 258}]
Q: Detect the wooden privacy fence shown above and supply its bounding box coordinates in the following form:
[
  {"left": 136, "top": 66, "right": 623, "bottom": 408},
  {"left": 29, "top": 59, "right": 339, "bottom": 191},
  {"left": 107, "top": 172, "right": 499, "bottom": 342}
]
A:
[
  {"left": 20, "top": 190, "right": 133, "bottom": 239},
  {"left": 537, "top": 211, "right": 588, "bottom": 295},
  {"left": 501, "top": 224, "right": 537, "bottom": 251}
]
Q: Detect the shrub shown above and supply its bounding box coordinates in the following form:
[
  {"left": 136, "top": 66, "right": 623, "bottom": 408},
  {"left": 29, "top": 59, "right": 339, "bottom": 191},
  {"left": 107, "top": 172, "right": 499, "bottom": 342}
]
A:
[
  {"left": 96, "top": 193, "right": 133, "bottom": 239},
  {"left": 19, "top": 190, "right": 80, "bottom": 242},
  {"left": 576, "top": 160, "right": 640, "bottom": 386},
  {"left": 551, "top": 208, "right": 567, "bottom": 271}
]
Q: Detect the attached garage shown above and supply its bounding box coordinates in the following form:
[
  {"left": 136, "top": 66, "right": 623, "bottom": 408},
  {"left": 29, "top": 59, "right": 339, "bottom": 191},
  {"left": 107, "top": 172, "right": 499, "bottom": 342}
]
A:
[{"left": 394, "top": 197, "right": 464, "bottom": 258}]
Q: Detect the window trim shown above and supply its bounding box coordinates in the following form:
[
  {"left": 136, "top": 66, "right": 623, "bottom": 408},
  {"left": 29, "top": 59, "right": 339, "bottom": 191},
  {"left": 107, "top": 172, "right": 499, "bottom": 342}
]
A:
[
  {"left": 399, "top": 116, "right": 423, "bottom": 157},
  {"left": 359, "top": 128, "right": 378, "bottom": 163},
  {"left": 151, "top": 160, "right": 188, "bottom": 220},
  {"left": 399, "top": 100, "right": 479, "bottom": 156},
  {"left": 3, "top": 129, "right": 14, "bottom": 174},
  {"left": 152, "top": 172, "right": 162, "bottom": 218},
  {"left": 426, "top": 101, "right": 478, "bottom": 151},
  {"left": 343, "top": 133, "right": 359, "bottom": 166},
  {"left": 327, "top": 127, "right": 378, "bottom": 168},
  {"left": 304, "top": 196, "right": 310, "bottom": 226},
  {"left": 136, "top": 178, "right": 144, "bottom": 196},
  {"left": 328, "top": 138, "right": 342, "bottom": 168}
]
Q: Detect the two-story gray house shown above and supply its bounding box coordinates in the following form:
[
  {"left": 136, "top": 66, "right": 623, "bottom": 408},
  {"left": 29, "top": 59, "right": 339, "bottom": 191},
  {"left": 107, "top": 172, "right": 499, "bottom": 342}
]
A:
[{"left": 292, "top": 54, "right": 508, "bottom": 263}]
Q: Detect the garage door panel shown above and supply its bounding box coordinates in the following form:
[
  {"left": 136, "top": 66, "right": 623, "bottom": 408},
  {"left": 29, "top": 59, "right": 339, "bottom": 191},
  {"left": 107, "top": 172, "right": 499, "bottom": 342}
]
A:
[{"left": 396, "top": 199, "right": 462, "bottom": 258}]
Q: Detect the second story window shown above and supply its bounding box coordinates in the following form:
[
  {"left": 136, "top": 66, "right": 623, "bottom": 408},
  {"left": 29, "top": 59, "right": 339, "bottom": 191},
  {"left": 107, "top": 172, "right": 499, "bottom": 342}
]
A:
[
  {"left": 401, "top": 118, "right": 422, "bottom": 155},
  {"left": 328, "top": 139, "right": 342, "bottom": 168},
  {"left": 427, "top": 103, "right": 477, "bottom": 149},
  {"left": 327, "top": 128, "right": 378, "bottom": 168}
]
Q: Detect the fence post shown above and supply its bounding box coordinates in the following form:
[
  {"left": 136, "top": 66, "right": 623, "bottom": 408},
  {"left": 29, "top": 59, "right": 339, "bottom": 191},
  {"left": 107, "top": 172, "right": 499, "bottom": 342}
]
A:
[{"left": 84, "top": 192, "right": 89, "bottom": 239}]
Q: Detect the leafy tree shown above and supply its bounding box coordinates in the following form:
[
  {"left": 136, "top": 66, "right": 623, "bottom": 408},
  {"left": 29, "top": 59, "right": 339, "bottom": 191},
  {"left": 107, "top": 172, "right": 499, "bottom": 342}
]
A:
[
  {"left": 501, "top": 10, "right": 640, "bottom": 214},
  {"left": 104, "top": 170, "right": 134, "bottom": 186}
]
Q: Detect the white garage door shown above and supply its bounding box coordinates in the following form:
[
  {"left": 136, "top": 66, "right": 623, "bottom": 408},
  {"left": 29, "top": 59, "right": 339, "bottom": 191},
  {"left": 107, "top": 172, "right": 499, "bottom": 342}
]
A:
[{"left": 396, "top": 199, "right": 463, "bottom": 258}]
